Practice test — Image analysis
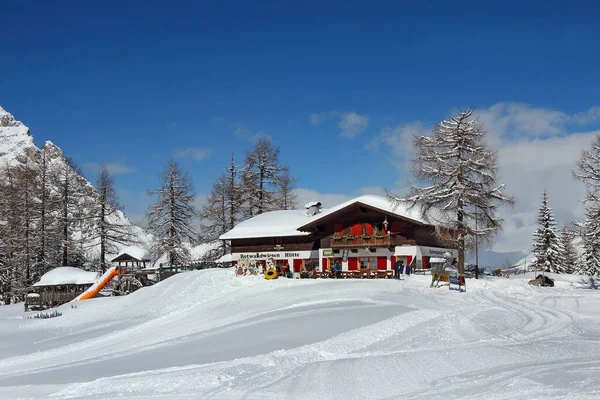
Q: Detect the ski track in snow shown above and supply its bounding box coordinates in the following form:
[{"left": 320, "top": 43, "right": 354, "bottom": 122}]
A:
[{"left": 0, "top": 269, "right": 599, "bottom": 399}]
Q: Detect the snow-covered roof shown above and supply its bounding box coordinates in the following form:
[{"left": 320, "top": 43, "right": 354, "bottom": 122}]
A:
[
  {"left": 33, "top": 267, "right": 98, "bottom": 287},
  {"left": 219, "top": 195, "right": 426, "bottom": 240},
  {"left": 300, "top": 195, "right": 425, "bottom": 229},
  {"left": 219, "top": 209, "right": 313, "bottom": 240},
  {"left": 111, "top": 246, "right": 152, "bottom": 262}
]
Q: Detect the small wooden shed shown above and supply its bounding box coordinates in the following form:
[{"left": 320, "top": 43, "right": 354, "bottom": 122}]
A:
[
  {"left": 111, "top": 246, "right": 152, "bottom": 271},
  {"left": 32, "top": 267, "right": 99, "bottom": 307}
]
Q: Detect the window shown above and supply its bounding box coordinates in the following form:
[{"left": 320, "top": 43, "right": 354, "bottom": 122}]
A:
[
  {"left": 304, "top": 259, "right": 319, "bottom": 271},
  {"left": 359, "top": 257, "right": 378, "bottom": 270}
]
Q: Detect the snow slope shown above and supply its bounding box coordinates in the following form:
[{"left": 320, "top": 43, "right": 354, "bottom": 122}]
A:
[{"left": 0, "top": 270, "right": 599, "bottom": 399}]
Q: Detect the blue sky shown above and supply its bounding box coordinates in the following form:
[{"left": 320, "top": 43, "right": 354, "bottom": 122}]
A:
[{"left": 2, "top": 1, "right": 600, "bottom": 252}]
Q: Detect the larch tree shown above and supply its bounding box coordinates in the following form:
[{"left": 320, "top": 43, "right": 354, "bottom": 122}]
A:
[
  {"left": 32, "top": 149, "right": 60, "bottom": 279},
  {"left": 273, "top": 167, "right": 298, "bottom": 210},
  {"left": 53, "top": 156, "right": 86, "bottom": 266},
  {"left": 242, "top": 138, "right": 288, "bottom": 217},
  {"left": 146, "top": 159, "right": 198, "bottom": 267},
  {"left": 225, "top": 153, "right": 243, "bottom": 231},
  {"left": 573, "top": 134, "right": 600, "bottom": 276},
  {"left": 199, "top": 173, "right": 230, "bottom": 258},
  {"left": 532, "top": 190, "right": 563, "bottom": 273},
  {"left": 199, "top": 154, "right": 244, "bottom": 260},
  {"left": 0, "top": 164, "right": 26, "bottom": 303},
  {"left": 388, "top": 109, "right": 514, "bottom": 278},
  {"left": 91, "top": 164, "right": 137, "bottom": 272}
]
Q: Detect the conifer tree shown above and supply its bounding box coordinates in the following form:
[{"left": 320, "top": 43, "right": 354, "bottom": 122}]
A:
[
  {"left": 242, "top": 138, "right": 288, "bottom": 217},
  {"left": 146, "top": 159, "right": 198, "bottom": 267},
  {"left": 559, "top": 225, "right": 577, "bottom": 274},
  {"left": 53, "top": 157, "right": 86, "bottom": 266},
  {"left": 532, "top": 191, "right": 563, "bottom": 273},
  {"left": 573, "top": 134, "right": 600, "bottom": 276},
  {"left": 273, "top": 167, "right": 298, "bottom": 210},
  {"left": 90, "top": 164, "right": 137, "bottom": 271},
  {"left": 389, "top": 109, "right": 514, "bottom": 278},
  {"left": 576, "top": 206, "right": 600, "bottom": 276},
  {"left": 199, "top": 173, "right": 229, "bottom": 258}
]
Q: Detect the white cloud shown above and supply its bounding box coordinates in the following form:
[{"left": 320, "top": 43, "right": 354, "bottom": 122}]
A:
[
  {"left": 339, "top": 112, "right": 369, "bottom": 138},
  {"left": 309, "top": 111, "right": 369, "bottom": 137},
  {"left": 490, "top": 131, "right": 596, "bottom": 252},
  {"left": 368, "top": 101, "right": 600, "bottom": 254},
  {"left": 174, "top": 148, "right": 211, "bottom": 161},
  {"left": 85, "top": 162, "right": 136, "bottom": 175},
  {"left": 572, "top": 106, "right": 600, "bottom": 125},
  {"left": 474, "top": 103, "right": 569, "bottom": 148}
]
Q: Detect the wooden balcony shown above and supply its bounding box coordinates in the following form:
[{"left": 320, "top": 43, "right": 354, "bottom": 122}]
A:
[{"left": 328, "top": 234, "right": 415, "bottom": 249}]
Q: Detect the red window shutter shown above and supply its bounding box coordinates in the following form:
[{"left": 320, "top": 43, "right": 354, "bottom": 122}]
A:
[
  {"left": 391, "top": 256, "right": 396, "bottom": 267},
  {"left": 293, "top": 259, "right": 303, "bottom": 272},
  {"left": 322, "top": 258, "right": 328, "bottom": 271},
  {"left": 334, "top": 224, "right": 343, "bottom": 233},
  {"left": 348, "top": 257, "right": 358, "bottom": 270},
  {"left": 406, "top": 256, "right": 412, "bottom": 267},
  {"left": 391, "top": 222, "right": 402, "bottom": 233},
  {"left": 377, "top": 256, "right": 387, "bottom": 270},
  {"left": 422, "top": 257, "right": 427, "bottom": 268},
  {"left": 352, "top": 224, "right": 362, "bottom": 236},
  {"left": 366, "top": 223, "right": 373, "bottom": 235}
]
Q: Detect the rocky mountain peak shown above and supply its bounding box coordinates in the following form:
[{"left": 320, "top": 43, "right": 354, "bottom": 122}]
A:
[{"left": 0, "top": 106, "right": 36, "bottom": 165}]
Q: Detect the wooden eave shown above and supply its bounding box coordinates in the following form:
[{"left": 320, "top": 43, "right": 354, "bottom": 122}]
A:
[{"left": 296, "top": 201, "right": 424, "bottom": 232}]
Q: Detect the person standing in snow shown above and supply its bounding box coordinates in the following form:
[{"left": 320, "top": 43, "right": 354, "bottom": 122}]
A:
[
  {"left": 334, "top": 260, "right": 342, "bottom": 279},
  {"left": 394, "top": 258, "right": 401, "bottom": 279}
]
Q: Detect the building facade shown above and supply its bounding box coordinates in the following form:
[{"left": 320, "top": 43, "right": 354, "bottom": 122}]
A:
[{"left": 219, "top": 195, "right": 457, "bottom": 275}]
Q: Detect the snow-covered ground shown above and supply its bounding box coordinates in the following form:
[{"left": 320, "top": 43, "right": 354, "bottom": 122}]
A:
[{"left": 1, "top": 269, "right": 599, "bottom": 399}]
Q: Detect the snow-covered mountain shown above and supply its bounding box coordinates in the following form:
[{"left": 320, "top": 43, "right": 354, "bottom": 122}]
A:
[
  {"left": 0, "top": 105, "right": 150, "bottom": 263},
  {"left": 0, "top": 106, "right": 37, "bottom": 166}
]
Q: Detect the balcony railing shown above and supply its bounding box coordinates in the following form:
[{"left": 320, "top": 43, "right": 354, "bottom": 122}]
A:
[{"left": 329, "top": 234, "right": 410, "bottom": 248}]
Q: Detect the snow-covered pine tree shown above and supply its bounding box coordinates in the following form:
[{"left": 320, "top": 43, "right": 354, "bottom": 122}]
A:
[
  {"left": 559, "top": 224, "right": 577, "bottom": 274},
  {"left": 531, "top": 190, "right": 563, "bottom": 273},
  {"left": 389, "top": 109, "right": 514, "bottom": 277},
  {"left": 242, "top": 138, "right": 289, "bottom": 217},
  {"left": 90, "top": 164, "right": 137, "bottom": 272},
  {"left": 146, "top": 159, "right": 198, "bottom": 267}
]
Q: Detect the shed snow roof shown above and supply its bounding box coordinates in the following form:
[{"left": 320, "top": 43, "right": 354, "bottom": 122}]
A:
[
  {"left": 33, "top": 267, "right": 98, "bottom": 287},
  {"left": 111, "top": 246, "right": 152, "bottom": 262},
  {"left": 219, "top": 195, "right": 426, "bottom": 240}
]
